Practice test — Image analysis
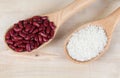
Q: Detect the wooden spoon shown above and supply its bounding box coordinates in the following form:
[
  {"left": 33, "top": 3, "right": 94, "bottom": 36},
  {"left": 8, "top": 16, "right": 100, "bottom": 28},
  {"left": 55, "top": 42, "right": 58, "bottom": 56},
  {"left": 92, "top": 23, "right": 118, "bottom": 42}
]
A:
[
  {"left": 64, "top": 7, "right": 120, "bottom": 63},
  {"left": 5, "top": 0, "right": 96, "bottom": 52}
]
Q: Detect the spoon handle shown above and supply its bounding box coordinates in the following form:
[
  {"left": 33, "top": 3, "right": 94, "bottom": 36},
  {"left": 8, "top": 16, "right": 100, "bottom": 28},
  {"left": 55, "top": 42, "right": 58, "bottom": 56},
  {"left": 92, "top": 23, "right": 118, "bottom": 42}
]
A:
[
  {"left": 53, "top": 0, "right": 96, "bottom": 26},
  {"left": 102, "top": 7, "right": 120, "bottom": 35},
  {"left": 105, "top": 7, "right": 120, "bottom": 24}
]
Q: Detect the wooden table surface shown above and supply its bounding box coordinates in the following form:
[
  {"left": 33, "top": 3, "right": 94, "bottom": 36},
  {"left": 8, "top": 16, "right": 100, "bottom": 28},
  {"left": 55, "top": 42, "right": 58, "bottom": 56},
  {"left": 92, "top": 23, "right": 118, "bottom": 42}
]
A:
[{"left": 0, "top": 0, "right": 120, "bottom": 78}]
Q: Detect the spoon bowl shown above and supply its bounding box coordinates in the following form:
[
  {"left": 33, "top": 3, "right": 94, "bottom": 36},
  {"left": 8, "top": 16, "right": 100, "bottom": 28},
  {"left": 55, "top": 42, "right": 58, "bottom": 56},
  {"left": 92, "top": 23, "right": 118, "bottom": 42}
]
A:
[{"left": 65, "top": 7, "right": 120, "bottom": 63}]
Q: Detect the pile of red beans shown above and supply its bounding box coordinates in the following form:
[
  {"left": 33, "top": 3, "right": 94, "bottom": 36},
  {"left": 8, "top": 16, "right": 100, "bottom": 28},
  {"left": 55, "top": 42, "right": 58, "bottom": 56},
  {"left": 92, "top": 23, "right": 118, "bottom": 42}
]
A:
[{"left": 5, "top": 16, "right": 56, "bottom": 52}]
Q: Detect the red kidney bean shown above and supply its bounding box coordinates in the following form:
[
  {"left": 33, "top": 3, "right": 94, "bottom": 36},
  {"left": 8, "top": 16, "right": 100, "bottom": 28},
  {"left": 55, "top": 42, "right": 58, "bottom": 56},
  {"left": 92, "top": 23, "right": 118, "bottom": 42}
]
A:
[
  {"left": 19, "top": 44, "right": 26, "bottom": 48},
  {"left": 31, "top": 44, "right": 34, "bottom": 49},
  {"left": 50, "top": 30, "right": 54, "bottom": 37},
  {"left": 42, "top": 26, "right": 46, "bottom": 31},
  {"left": 29, "top": 26, "right": 35, "bottom": 33},
  {"left": 34, "top": 43, "right": 39, "bottom": 49},
  {"left": 18, "top": 21, "right": 24, "bottom": 28},
  {"left": 9, "top": 29, "right": 15, "bottom": 37},
  {"left": 5, "top": 16, "right": 56, "bottom": 52},
  {"left": 26, "top": 44, "right": 31, "bottom": 52},
  {"left": 23, "top": 40, "right": 29, "bottom": 44},
  {"left": 23, "top": 20, "right": 28, "bottom": 25},
  {"left": 35, "top": 35, "right": 39, "bottom": 41},
  {"left": 14, "top": 41, "right": 23, "bottom": 46},
  {"left": 39, "top": 27, "right": 42, "bottom": 31},
  {"left": 6, "top": 40, "right": 13, "bottom": 44},
  {"left": 46, "top": 27, "right": 51, "bottom": 34},
  {"left": 34, "top": 41, "right": 40, "bottom": 47},
  {"left": 38, "top": 35, "right": 42, "bottom": 43},
  {"left": 43, "top": 37, "right": 48, "bottom": 42},
  {"left": 27, "top": 18, "right": 33, "bottom": 24},
  {"left": 11, "top": 38, "right": 17, "bottom": 42},
  {"left": 13, "top": 36, "right": 23, "bottom": 41},
  {"left": 19, "top": 31, "right": 26, "bottom": 38},
  {"left": 38, "top": 20, "right": 43, "bottom": 24},
  {"left": 50, "top": 22, "right": 56, "bottom": 30},
  {"left": 13, "top": 24, "right": 22, "bottom": 32},
  {"left": 18, "top": 36, "right": 23, "bottom": 40},
  {"left": 30, "top": 41, "right": 34, "bottom": 45},
  {"left": 22, "top": 29, "right": 28, "bottom": 34},
  {"left": 33, "top": 18, "right": 37, "bottom": 22},
  {"left": 9, "top": 45, "right": 15, "bottom": 50},
  {"left": 5, "top": 32, "right": 11, "bottom": 39},
  {"left": 22, "top": 30, "right": 26, "bottom": 34},
  {"left": 30, "top": 41, "right": 35, "bottom": 49},
  {"left": 39, "top": 32, "right": 47, "bottom": 38},
  {"left": 15, "top": 48, "right": 23, "bottom": 52},
  {"left": 37, "top": 42, "right": 40, "bottom": 46},
  {"left": 14, "top": 33, "right": 18, "bottom": 36},
  {"left": 33, "top": 22, "right": 40, "bottom": 27},
  {"left": 25, "top": 36, "right": 30, "bottom": 40},
  {"left": 32, "top": 29, "right": 39, "bottom": 34},
  {"left": 25, "top": 25, "right": 31, "bottom": 32},
  {"left": 44, "top": 20, "right": 49, "bottom": 27},
  {"left": 30, "top": 35, "right": 35, "bottom": 41}
]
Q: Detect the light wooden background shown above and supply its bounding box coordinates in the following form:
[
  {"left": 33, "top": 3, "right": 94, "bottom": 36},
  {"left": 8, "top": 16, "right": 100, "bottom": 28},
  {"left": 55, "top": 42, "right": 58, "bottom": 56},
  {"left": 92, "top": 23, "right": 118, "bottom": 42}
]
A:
[{"left": 0, "top": 0, "right": 120, "bottom": 78}]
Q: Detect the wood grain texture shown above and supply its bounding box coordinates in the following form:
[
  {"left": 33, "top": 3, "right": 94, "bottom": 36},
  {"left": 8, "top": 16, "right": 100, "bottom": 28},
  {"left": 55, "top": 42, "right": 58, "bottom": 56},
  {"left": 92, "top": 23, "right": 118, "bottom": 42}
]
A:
[{"left": 0, "top": 0, "right": 120, "bottom": 78}]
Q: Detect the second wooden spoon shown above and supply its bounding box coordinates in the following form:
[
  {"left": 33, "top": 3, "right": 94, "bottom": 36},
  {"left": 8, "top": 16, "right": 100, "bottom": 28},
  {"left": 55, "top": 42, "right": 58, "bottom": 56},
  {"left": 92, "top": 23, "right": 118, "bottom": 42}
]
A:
[{"left": 65, "top": 7, "right": 120, "bottom": 63}]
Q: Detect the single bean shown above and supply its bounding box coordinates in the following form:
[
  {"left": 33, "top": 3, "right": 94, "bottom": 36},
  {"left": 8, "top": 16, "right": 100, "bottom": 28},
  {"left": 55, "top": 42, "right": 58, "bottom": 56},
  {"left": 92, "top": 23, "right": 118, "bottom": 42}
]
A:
[{"left": 26, "top": 44, "right": 31, "bottom": 52}]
